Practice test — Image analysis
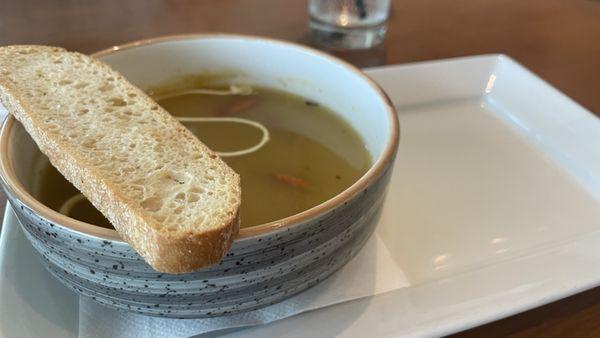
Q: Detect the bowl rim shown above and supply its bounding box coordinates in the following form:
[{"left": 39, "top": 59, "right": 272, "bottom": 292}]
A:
[{"left": 0, "top": 33, "right": 399, "bottom": 241}]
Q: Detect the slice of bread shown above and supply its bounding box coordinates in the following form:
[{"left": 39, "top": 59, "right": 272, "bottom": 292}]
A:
[{"left": 0, "top": 45, "right": 241, "bottom": 273}]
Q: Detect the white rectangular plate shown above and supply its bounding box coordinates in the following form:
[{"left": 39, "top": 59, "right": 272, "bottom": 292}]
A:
[{"left": 1, "top": 54, "right": 599, "bottom": 337}]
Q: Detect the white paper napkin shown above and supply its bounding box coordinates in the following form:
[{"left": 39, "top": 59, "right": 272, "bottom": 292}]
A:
[
  {"left": 79, "top": 232, "right": 410, "bottom": 338},
  {"left": 0, "top": 104, "right": 7, "bottom": 121}
]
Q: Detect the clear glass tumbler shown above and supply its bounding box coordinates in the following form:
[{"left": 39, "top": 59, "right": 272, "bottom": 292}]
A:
[{"left": 309, "top": 0, "right": 391, "bottom": 50}]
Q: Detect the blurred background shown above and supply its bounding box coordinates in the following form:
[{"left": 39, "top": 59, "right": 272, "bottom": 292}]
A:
[{"left": 1, "top": 0, "right": 599, "bottom": 114}]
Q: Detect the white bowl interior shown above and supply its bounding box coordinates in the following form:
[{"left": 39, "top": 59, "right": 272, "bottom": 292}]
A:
[
  {"left": 8, "top": 123, "right": 41, "bottom": 194},
  {"left": 99, "top": 36, "right": 393, "bottom": 161}
]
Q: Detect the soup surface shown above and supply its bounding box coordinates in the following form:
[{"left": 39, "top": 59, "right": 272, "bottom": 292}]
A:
[{"left": 33, "top": 83, "right": 370, "bottom": 228}]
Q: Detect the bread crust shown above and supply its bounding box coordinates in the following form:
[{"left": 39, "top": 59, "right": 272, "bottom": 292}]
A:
[{"left": 0, "top": 45, "right": 240, "bottom": 273}]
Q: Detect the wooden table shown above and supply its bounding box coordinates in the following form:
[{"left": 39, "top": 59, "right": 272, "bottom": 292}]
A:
[{"left": 1, "top": 0, "right": 599, "bottom": 336}]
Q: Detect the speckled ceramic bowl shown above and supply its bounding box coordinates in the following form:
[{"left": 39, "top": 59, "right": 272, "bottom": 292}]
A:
[{"left": 0, "top": 34, "right": 399, "bottom": 318}]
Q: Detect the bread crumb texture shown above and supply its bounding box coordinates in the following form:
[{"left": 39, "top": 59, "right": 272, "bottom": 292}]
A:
[{"left": 0, "top": 45, "right": 241, "bottom": 273}]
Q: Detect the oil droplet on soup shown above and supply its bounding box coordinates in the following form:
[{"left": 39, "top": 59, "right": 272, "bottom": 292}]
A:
[{"left": 34, "top": 86, "right": 371, "bottom": 228}]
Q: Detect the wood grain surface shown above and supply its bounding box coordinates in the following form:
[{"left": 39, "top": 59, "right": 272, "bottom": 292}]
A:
[{"left": 1, "top": 0, "right": 599, "bottom": 336}]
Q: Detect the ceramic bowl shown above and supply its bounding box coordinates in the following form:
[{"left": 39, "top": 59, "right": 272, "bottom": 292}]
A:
[{"left": 0, "top": 34, "right": 399, "bottom": 318}]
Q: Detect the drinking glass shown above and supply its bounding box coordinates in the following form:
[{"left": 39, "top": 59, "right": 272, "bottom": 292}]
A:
[{"left": 309, "top": 0, "right": 391, "bottom": 50}]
